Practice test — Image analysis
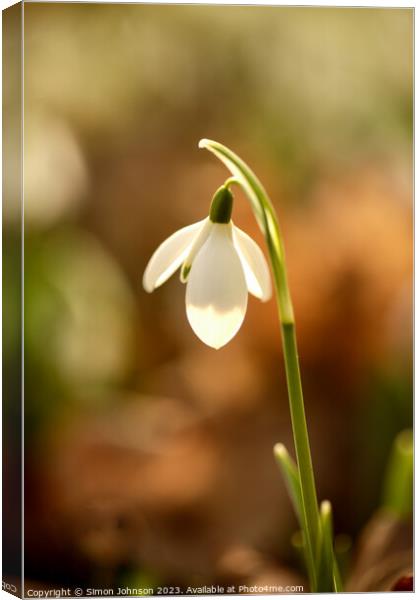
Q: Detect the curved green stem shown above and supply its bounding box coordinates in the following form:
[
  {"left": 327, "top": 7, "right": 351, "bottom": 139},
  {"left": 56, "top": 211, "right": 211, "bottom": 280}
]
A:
[{"left": 199, "top": 138, "right": 322, "bottom": 590}]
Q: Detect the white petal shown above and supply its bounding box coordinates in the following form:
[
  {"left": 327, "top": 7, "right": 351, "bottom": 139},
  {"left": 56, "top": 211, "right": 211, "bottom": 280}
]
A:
[
  {"left": 180, "top": 217, "right": 212, "bottom": 282},
  {"left": 233, "top": 225, "right": 272, "bottom": 301},
  {"left": 186, "top": 224, "right": 248, "bottom": 349},
  {"left": 143, "top": 220, "right": 205, "bottom": 292}
]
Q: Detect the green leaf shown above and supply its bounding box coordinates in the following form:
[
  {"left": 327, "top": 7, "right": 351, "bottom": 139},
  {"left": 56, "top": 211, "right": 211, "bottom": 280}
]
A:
[
  {"left": 274, "top": 443, "right": 316, "bottom": 590},
  {"left": 273, "top": 443, "right": 304, "bottom": 524},
  {"left": 382, "top": 429, "right": 413, "bottom": 519},
  {"left": 316, "top": 501, "right": 337, "bottom": 593}
]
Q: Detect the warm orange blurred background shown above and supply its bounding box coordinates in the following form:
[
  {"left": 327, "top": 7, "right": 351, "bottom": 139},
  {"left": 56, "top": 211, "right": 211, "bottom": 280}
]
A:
[{"left": 4, "top": 4, "right": 413, "bottom": 594}]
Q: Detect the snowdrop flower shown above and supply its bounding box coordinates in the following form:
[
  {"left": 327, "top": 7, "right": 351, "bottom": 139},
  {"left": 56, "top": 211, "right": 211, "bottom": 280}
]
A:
[{"left": 143, "top": 185, "right": 271, "bottom": 349}]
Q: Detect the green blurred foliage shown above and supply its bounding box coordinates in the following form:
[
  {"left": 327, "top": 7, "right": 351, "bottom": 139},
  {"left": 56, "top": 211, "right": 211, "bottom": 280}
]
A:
[{"left": 24, "top": 6, "right": 412, "bottom": 188}]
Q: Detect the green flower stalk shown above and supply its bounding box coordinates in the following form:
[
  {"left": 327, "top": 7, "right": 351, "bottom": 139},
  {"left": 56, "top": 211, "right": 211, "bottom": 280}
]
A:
[{"left": 143, "top": 139, "right": 338, "bottom": 591}]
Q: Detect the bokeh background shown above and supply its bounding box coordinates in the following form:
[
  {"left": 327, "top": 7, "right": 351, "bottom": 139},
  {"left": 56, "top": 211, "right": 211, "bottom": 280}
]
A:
[{"left": 4, "top": 4, "right": 413, "bottom": 594}]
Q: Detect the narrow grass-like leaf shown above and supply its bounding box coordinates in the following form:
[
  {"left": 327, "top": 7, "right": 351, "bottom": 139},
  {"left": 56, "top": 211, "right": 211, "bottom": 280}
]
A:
[
  {"left": 382, "top": 429, "right": 413, "bottom": 519},
  {"left": 316, "top": 500, "right": 336, "bottom": 593},
  {"left": 274, "top": 443, "right": 316, "bottom": 589},
  {"left": 333, "top": 557, "right": 344, "bottom": 593},
  {"left": 273, "top": 443, "right": 303, "bottom": 520}
]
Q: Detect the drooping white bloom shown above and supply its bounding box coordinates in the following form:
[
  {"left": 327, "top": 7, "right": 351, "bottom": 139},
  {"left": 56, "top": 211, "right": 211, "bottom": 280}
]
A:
[{"left": 143, "top": 186, "right": 271, "bottom": 349}]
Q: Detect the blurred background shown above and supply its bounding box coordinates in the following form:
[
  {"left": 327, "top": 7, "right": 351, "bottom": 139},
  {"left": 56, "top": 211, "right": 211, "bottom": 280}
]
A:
[{"left": 4, "top": 4, "right": 413, "bottom": 594}]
